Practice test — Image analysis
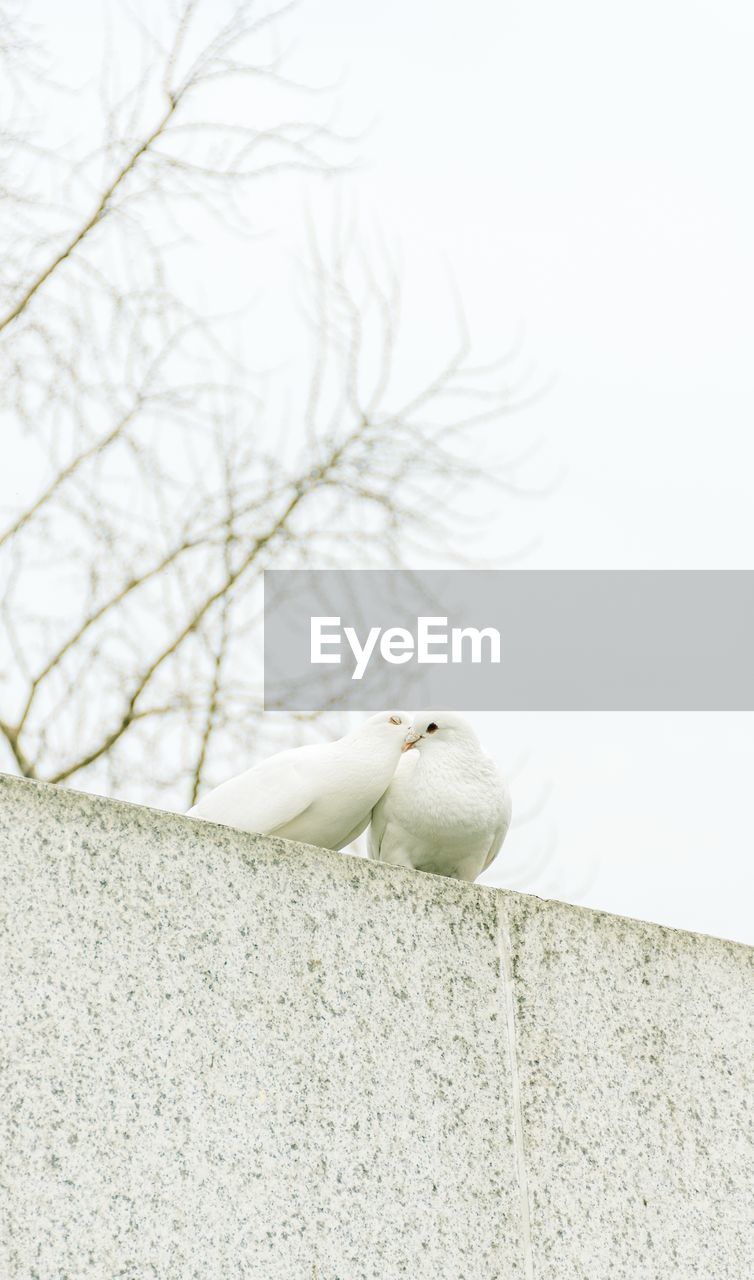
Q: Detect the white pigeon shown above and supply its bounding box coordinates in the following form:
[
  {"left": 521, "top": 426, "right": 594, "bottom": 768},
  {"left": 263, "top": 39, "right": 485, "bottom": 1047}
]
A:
[
  {"left": 188, "top": 711, "right": 410, "bottom": 850},
  {"left": 368, "top": 711, "right": 511, "bottom": 882}
]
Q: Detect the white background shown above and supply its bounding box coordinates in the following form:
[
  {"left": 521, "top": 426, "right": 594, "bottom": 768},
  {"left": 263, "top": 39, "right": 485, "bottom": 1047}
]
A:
[{"left": 19, "top": 0, "right": 754, "bottom": 943}]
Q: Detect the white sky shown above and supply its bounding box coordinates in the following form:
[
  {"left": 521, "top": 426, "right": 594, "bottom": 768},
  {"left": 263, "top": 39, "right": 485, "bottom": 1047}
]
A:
[{"left": 19, "top": 0, "right": 754, "bottom": 943}]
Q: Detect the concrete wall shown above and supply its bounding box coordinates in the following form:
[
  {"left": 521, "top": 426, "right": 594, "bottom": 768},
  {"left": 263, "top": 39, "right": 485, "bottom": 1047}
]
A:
[{"left": 0, "top": 772, "right": 752, "bottom": 1279}]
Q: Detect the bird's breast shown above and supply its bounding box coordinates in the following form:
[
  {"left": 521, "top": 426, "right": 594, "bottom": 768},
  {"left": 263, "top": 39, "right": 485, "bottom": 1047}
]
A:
[{"left": 394, "top": 755, "right": 500, "bottom": 839}]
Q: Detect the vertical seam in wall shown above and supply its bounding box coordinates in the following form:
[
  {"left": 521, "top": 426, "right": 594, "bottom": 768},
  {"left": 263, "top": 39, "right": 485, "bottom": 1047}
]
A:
[{"left": 497, "top": 897, "right": 535, "bottom": 1280}]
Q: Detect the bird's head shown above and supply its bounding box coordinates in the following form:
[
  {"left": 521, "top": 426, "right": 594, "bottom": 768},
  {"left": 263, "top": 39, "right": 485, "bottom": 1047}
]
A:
[
  {"left": 359, "top": 710, "right": 412, "bottom": 751},
  {"left": 402, "top": 711, "right": 479, "bottom": 753}
]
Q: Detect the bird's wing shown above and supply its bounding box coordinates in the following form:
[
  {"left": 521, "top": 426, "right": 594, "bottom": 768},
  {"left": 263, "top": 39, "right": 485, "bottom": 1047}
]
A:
[
  {"left": 367, "top": 792, "right": 388, "bottom": 861},
  {"left": 482, "top": 782, "right": 513, "bottom": 872},
  {"left": 367, "top": 749, "right": 419, "bottom": 862},
  {"left": 189, "top": 750, "right": 320, "bottom": 835}
]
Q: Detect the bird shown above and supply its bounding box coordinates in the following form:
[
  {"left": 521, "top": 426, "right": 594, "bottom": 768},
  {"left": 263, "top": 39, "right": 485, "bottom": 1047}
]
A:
[
  {"left": 368, "top": 711, "right": 511, "bottom": 882},
  {"left": 187, "top": 711, "right": 411, "bottom": 850}
]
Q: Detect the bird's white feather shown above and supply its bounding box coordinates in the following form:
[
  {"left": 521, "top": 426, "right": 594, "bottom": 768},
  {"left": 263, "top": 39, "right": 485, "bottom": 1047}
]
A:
[
  {"left": 368, "top": 712, "right": 511, "bottom": 882},
  {"left": 188, "top": 712, "right": 410, "bottom": 851}
]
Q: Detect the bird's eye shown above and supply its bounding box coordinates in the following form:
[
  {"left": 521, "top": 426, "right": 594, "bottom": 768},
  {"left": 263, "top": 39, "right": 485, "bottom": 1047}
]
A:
[
  {"left": 389, "top": 715, "right": 402, "bottom": 725},
  {"left": 426, "top": 722, "right": 438, "bottom": 733}
]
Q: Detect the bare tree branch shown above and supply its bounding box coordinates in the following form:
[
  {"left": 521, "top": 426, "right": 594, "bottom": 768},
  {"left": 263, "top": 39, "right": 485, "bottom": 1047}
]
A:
[
  {"left": 0, "top": 0, "right": 544, "bottom": 808},
  {"left": 0, "top": 99, "right": 177, "bottom": 333}
]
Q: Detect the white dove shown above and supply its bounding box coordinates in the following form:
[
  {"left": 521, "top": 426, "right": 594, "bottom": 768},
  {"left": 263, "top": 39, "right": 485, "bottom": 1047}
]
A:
[
  {"left": 188, "top": 711, "right": 410, "bottom": 850},
  {"left": 368, "top": 711, "right": 511, "bottom": 882}
]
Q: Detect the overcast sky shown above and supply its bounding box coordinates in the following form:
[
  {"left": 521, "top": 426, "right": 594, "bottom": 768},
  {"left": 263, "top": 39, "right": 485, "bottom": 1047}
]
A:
[{"left": 22, "top": 0, "right": 754, "bottom": 943}]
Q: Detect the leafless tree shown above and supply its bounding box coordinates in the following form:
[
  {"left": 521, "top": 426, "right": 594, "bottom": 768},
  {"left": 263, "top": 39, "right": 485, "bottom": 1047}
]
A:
[{"left": 0, "top": 0, "right": 541, "bottom": 809}]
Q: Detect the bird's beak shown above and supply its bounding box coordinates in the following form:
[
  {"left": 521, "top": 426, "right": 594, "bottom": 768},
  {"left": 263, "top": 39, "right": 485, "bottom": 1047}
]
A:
[{"left": 402, "top": 730, "right": 421, "bottom": 752}]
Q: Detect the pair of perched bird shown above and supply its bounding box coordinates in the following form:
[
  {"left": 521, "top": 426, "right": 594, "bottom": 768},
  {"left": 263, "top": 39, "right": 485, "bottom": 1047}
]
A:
[{"left": 188, "top": 711, "right": 511, "bottom": 883}]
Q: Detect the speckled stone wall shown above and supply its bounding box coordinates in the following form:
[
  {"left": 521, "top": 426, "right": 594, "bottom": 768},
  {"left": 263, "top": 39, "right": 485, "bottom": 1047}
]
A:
[{"left": 1, "top": 773, "right": 752, "bottom": 1279}]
